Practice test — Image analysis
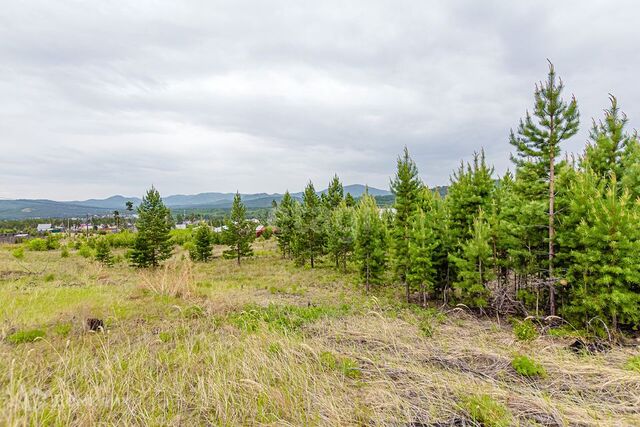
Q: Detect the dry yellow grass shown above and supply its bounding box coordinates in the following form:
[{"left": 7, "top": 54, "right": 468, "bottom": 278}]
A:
[{"left": 1, "top": 240, "right": 639, "bottom": 426}]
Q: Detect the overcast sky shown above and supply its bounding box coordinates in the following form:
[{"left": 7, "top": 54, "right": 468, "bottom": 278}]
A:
[{"left": 1, "top": 1, "right": 639, "bottom": 200}]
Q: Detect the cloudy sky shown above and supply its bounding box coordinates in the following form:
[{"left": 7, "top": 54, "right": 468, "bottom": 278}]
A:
[{"left": 1, "top": 1, "right": 639, "bottom": 200}]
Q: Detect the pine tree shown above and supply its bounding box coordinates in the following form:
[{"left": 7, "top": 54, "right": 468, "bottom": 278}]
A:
[
  {"left": 223, "top": 192, "right": 254, "bottom": 265},
  {"left": 449, "top": 211, "right": 494, "bottom": 308},
  {"left": 275, "top": 191, "right": 296, "bottom": 258},
  {"left": 130, "top": 187, "right": 173, "bottom": 268},
  {"left": 354, "top": 194, "right": 387, "bottom": 293},
  {"left": 407, "top": 208, "right": 438, "bottom": 306},
  {"left": 565, "top": 177, "right": 640, "bottom": 329},
  {"left": 94, "top": 237, "right": 113, "bottom": 266},
  {"left": 582, "top": 95, "right": 632, "bottom": 183},
  {"left": 299, "top": 181, "right": 325, "bottom": 268},
  {"left": 191, "top": 225, "right": 213, "bottom": 262},
  {"left": 447, "top": 150, "right": 495, "bottom": 244},
  {"left": 509, "top": 61, "right": 579, "bottom": 315},
  {"left": 327, "top": 202, "right": 354, "bottom": 271},
  {"left": 390, "top": 147, "right": 422, "bottom": 302},
  {"left": 345, "top": 193, "right": 356, "bottom": 207},
  {"left": 325, "top": 174, "right": 344, "bottom": 210}
]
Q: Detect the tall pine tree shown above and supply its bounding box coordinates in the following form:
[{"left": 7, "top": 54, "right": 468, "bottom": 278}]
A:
[
  {"left": 407, "top": 208, "right": 438, "bottom": 307},
  {"left": 299, "top": 181, "right": 325, "bottom": 268},
  {"left": 327, "top": 202, "right": 354, "bottom": 272},
  {"left": 509, "top": 61, "right": 579, "bottom": 315},
  {"left": 275, "top": 191, "right": 296, "bottom": 258}
]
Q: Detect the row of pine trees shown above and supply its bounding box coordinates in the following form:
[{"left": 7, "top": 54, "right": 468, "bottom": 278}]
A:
[{"left": 274, "top": 63, "right": 640, "bottom": 331}]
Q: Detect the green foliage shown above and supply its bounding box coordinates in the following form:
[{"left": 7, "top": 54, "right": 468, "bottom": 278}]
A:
[
  {"left": 7, "top": 329, "right": 46, "bottom": 344},
  {"left": 354, "top": 194, "right": 387, "bottom": 292},
  {"left": 27, "top": 238, "right": 47, "bottom": 251},
  {"left": 511, "top": 354, "right": 546, "bottom": 378},
  {"left": 54, "top": 322, "right": 72, "bottom": 337},
  {"left": 325, "top": 174, "right": 344, "bottom": 210},
  {"left": 190, "top": 225, "right": 213, "bottom": 262},
  {"left": 563, "top": 176, "right": 640, "bottom": 329},
  {"left": 94, "top": 237, "right": 113, "bottom": 266},
  {"left": 44, "top": 273, "right": 55, "bottom": 282},
  {"left": 12, "top": 246, "right": 25, "bottom": 260},
  {"left": 222, "top": 193, "right": 254, "bottom": 264},
  {"left": 513, "top": 319, "right": 539, "bottom": 341},
  {"left": 105, "top": 230, "right": 136, "bottom": 248},
  {"left": 130, "top": 187, "right": 174, "bottom": 268},
  {"left": 169, "top": 228, "right": 193, "bottom": 246},
  {"left": 60, "top": 246, "right": 70, "bottom": 258},
  {"left": 390, "top": 147, "right": 422, "bottom": 292},
  {"left": 449, "top": 212, "right": 494, "bottom": 308},
  {"left": 229, "top": 303, "right": 349, "bottom": 334},
  {"left": 326, "top": 202, "right": 354, "bottom": 272},
  {"left": 275, "top": 191, "right": 296, "bottom": 258},
  {"left": 319, "top": 351, "right": 362, "bottom": 379},
  {"left": 461, "top": 394, "right": 512, "bottom": 427},
  {"left": 624, "top": 356, "right": 640, "bottom": 373},
  {"left": 407, "top": 208, "right": 438, "bottom": 305},
  {"left": 295, "top": 181, "right": 326, "bottom": 268},
  {"left": 78, "top": 244, "right": 93, "bottom": 258}
]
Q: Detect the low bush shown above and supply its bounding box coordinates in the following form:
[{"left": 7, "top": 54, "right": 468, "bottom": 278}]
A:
[
  {"left": 27, "top": 238, "right": 47, "bottom": 251},
  {"left": 513, "top": 319, "right": 538, "bottom": 341},
  {"left": 461, "top": 394, "right": 512, "bottom": 427},
  {"left": 511, "top": 354, "right": 546, "bottom": 377}
]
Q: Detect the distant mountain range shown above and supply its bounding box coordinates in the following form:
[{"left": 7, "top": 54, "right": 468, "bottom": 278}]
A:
[{"left": 0, "top": 184, "right": 391, "bottom": 219}]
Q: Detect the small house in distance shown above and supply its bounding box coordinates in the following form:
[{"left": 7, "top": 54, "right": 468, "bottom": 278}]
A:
[{"left": 37, "top": 224, "right": 52, "bottom": 233}]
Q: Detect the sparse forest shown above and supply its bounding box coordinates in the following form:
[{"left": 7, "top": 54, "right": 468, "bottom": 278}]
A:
[{"left": 2, "top": 63, "right": 640, "bottom": 425}]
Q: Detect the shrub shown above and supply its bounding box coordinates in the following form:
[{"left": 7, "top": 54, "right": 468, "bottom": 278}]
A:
[
  {"left": 12, "top": 246, "right": 25, "bottom": 260},
  {"left": 461, "top": 394, "right": 512, "bottom": 427},
  {"left": 261, "top": 227, "right": 273, "bottom": 240},
  {"left": 105, "top": 231, "right": 136, "bottom": 248},
  {"left": 513, "top": 319, "right": 538, "bottom": 341},
  {"left": 625, "top": 356, "right": 640, "bottom": 373},
  {"left": 60, "top": 246, "right": 70, "bottom": 258},
  {"left": 511, "top": 354, "right": 546, "bottom": 378},
  {"left": 45, "top": 235, "right": 60, "bottom": 250},
  {"left": 94, "top": 238, "right": 113, "bottom": 266},
  {"left": 44, "top": 273, "right": 55, "bottom": 282},
  {"left": 27, "top": 238, "right": 47, "bottom": 251},
  {"left": 78, "top": 244, "right": 93, "bottom": 258},
  {"left": 7, "top": 329, "right": 46, "bottom": 344}
]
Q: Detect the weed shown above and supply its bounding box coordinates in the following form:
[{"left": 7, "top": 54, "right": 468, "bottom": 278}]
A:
[
  {"left": 461, "top": 394, "right": 512, "bottom": 427},
  {"left": 54, "top": 322, "right": 72, "bottom": 337},
  {"left": 44, "top": 273, "right": 55, "bottom": 282},
  {"left": 513, "top": 319, "right": 538, "bottom": 341},
  {"left": 625, "top": 356, "right": 640, "bottom": 373},
  {"left": 511, "top": 354, "right": 546, "bottom": 378},
  {"left": 159, "top": 331, "right": 173, "bottom": 342},
  {"left": 7, "top": 329, "right": 46, "bottom": 344}
]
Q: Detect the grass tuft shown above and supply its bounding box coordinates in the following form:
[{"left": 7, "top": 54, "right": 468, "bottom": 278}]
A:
[{"left": 7, "top": 328, "right": 46, "bottom": 344}]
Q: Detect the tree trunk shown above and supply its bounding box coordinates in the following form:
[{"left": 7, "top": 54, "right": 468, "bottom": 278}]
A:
[
  {"left": 310, "top": 253, "right": 314, "bottom": 269},
  {"left": 549, "top": 141, "right": 557, "bottom": 316}
]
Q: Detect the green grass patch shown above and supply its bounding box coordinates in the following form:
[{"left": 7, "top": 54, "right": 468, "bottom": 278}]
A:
[
  {"left": 7, "top": 328, "right": 46, "bottom": 344},
  {"left": 461, "top": 394, "right": 512, "bottom": 427},
  {"left": 319, "top": 351, "right": 362, "bottom": 379},
  {"left": 229, "top": 303, "right": 350, "bottom": 333},
  {"left": 625, "top": 355, "right": 640, "bottom": 373}
]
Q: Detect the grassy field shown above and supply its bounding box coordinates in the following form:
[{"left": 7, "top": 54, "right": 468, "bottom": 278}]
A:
[{"left": 1, "top": 240, "right": 639, "bottom": 426}]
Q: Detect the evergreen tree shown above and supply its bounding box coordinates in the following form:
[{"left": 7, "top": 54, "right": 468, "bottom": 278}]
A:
[
  {"left": 449, "top": 211, "right": 494, "bottom": 308},
  {"left": 344, "top": 192, "right": 356, "bottom": 207},
  {"left": 447, "top": 150, "right": 495, "bottom": 244},
  {"left": 299, "top": 181, "right": 325, "bottom": 268},
  {"left": 582, "top": 95, "right": 633, "bottom": 183},
  {"left": 327, "top": 202, "right": 354, "bottom": 271},
  {"left": 509, "top": 62, "right": 579, "bottom": 315},
  {"left": 94, "top": 237, "right": 113, "bottom": 266},
  {"left": 275, "top": 191, "right": 296, "bottom": 258},
  {"left": 325, "top": 174, "right": 344, "bottom": 210},
  {"left": 407, "top": 208, "right": 438, "bottom": 306},
  {"left": 390, "top": 147, "right": 423, "bottom": 302},
  {"left": 130, "top": 187, "right": 173, "bottom": 268},
  {"left": 223, "top": 193, "right": 254, "bottom": 264},
  {"left": 191, "top": 225, "right": 213, "bottom": 262},
  {"left": 565, "top": 177, "right": 640, "bottom": 329},
  {"left": 354, "top": 194, "right": 387, "bottom": 293}
]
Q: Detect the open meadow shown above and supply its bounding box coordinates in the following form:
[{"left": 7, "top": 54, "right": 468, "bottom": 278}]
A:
[{"left": 1, "top": 240, "right": 639, "bottom": 426}]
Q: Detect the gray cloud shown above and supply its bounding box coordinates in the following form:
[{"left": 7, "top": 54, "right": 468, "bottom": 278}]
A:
[{"left": 1, "top": 0, "right": 639, "bottom": 199}]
